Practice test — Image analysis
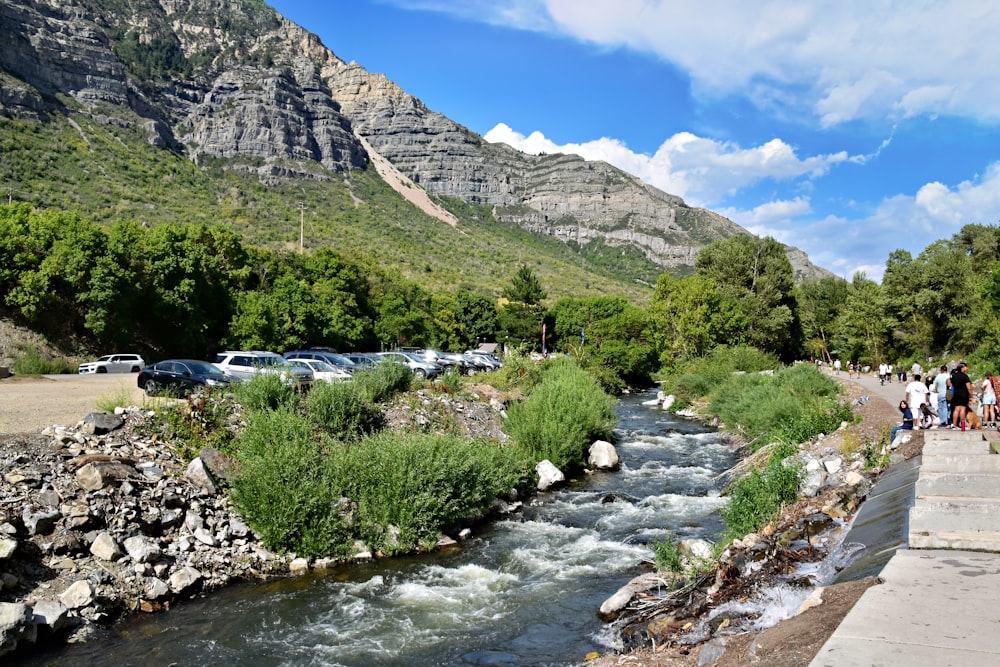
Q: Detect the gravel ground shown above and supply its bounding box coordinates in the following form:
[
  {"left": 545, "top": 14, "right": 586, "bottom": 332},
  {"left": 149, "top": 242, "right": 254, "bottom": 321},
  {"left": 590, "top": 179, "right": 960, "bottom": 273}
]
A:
[{"left": 0, "top": 374, "right": 147, "bottom": 435}]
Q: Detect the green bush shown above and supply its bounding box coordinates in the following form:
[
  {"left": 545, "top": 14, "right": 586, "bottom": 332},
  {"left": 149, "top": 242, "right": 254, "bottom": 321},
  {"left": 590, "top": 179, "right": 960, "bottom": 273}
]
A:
[
  {"left": 721, "top": 442, "right": 801, "bottom": 540},
  {"left": 665, "top": 345, "right": 780, "bottom": 403},
  {"left": 231, "top": 373, "right": 295, "bottom": 412},
  {"left": 352, "top": 360, "right": 412, "bottom": 403},
  {"left": 304, "top": 379, "right": 383, "bottom": 441},
  {"left": 150, "top": 390, "right": 235, "bottom": 462},
  {"left": 338, "top": 431, "right": 525, "bottom": 554},
  {"left": 230, "top": 406, "right": 349, "bottom": 558},
  {"left": 486, "top": 352, "right": 545, "bottom": 394},
  {"left": 652, "top": 535, "right": 685, "bottom": 574},
  {"left": 505, "top": 357, "right": 617, "bottom": 470},
  {"left": 707, "top": 363, "right": 851, "bottom": 450},
  {"left": 11, "top": 346, "right": 75, "bottom": 375}
]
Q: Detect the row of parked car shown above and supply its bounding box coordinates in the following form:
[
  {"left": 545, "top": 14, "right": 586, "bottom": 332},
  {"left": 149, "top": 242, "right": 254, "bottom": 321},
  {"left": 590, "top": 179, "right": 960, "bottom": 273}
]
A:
[{"left": 78, "top": 348, "right": 503, "bottom": 397}]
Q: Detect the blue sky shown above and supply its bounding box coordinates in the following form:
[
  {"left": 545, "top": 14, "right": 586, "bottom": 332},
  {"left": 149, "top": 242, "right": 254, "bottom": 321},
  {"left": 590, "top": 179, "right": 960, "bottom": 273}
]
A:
[{"left": 268, "top": 0, "right": 1000, "bottom": 281}]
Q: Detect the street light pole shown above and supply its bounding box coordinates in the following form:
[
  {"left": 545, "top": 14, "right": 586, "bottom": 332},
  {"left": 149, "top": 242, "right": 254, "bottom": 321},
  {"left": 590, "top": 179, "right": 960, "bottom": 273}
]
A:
[{"left": 297, "top": 202, "right": 306, "bottom": 253}]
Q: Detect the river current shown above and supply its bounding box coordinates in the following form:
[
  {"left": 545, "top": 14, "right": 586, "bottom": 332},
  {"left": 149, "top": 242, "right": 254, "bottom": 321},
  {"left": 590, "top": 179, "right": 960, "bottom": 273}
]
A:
[{"left": 32, "top": 390, "right": 738, "bottom": 666}]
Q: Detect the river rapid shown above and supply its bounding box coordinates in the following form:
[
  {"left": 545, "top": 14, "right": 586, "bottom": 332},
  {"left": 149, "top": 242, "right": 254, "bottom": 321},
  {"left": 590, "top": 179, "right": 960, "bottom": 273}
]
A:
[{"left": 30, "top": 391, "right": 738, "bottom": 666}]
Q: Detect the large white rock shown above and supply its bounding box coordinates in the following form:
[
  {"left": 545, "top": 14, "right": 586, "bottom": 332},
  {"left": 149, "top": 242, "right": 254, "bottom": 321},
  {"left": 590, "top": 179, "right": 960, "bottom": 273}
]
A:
[
  {"left": 535, "top": 460, "right": 565, "bottom": 491},
  {"left": 30, "top": 600, "right": 68, "bottom": 631},
  {"left": 662, "top": 395, "right": 676, "bottom": 410},
  {"left": 588, "top": 440, "right": 620, "bottom": 470},
  {"left": 59, "top": 580, "right": 94, "bottom": 609},
  {"left": 145, "top": 578, "right": 170, "bottom": 600},
  {"left": 169, "top": 566, "right": 202, "bottom": 594},
  {"left": 184, "top": 458, "right": 219, "bottom": 495},
  {"left": 0, "top": 538, "right": 16, "bottom": 560},
  {"left": 124, "top": 536, "right": 161, "bottom": 564},
  {"left": 90, "top": 532, "right": 122, "bottom": 562}
]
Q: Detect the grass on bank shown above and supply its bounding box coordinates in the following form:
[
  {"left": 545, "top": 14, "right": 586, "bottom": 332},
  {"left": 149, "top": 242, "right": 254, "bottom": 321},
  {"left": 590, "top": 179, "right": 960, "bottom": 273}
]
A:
[
  {"left": 663, "top": 346, "right": 852, "bottom": 541},
  {"left": 145, "top": 354, "right": 615, "bottom": 559}
]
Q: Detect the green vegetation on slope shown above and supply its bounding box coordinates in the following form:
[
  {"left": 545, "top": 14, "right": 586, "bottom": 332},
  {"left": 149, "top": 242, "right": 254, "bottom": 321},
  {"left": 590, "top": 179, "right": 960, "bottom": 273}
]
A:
[{"left": 0, "top": 113, "right": 652, "bottom": 304}]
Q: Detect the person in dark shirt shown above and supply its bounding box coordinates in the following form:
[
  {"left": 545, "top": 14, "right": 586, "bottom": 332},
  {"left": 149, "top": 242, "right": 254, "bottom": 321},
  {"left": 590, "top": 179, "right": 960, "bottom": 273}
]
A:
[
  {"left": 950, "top": 362, "right": 974, "bottom": 429},
  {"left": 891, "top": 400, "right": 914, "bottom": 443}
]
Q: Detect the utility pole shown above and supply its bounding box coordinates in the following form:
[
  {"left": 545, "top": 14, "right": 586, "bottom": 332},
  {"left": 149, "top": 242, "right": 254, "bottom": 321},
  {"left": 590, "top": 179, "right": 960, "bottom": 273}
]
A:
[{"left": 297, "top": 202, "right": 306, "bottom": 253}]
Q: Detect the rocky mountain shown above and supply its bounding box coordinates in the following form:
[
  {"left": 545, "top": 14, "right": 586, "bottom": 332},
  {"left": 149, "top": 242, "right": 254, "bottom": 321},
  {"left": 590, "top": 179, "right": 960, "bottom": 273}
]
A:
[{"left": 0, "top": 0, "right": 829, "bottom": 282}]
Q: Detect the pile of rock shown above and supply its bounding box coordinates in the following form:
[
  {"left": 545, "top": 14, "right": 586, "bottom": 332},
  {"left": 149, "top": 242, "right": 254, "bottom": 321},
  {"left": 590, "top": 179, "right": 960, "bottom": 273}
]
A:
[{"left": 0, "top": 408, "right": 288, "bottom": 658}]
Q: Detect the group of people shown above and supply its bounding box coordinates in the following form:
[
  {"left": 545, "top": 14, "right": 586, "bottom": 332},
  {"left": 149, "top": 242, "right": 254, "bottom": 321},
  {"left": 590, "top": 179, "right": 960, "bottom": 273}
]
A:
[{"left": 891, "top": 362, "right": 1000, "bottom": 442}]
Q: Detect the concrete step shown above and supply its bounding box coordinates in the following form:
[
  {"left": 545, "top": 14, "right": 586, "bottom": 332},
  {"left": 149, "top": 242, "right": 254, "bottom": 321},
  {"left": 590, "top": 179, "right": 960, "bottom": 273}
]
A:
[
  {"left": 922, "top": 437, "right": 991, "bottom": 456},
  {"left": 908, "top": 529, "right": 1000, "bottom": 551},
  {"left": 909, "top": 496, "right": 1000, "bottom": 537},
  {"left": 918, "top": 453, "right": 1000, "bottom": 473},
  {"left": 916, "top": 471, "right": 1000, "bottom": 498}
]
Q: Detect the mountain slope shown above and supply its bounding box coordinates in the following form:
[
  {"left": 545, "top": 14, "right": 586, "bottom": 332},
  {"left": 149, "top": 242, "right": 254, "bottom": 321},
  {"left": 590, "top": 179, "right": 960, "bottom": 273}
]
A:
[{"left": 0, "top": 0, "right": 830, "bottom": 291}]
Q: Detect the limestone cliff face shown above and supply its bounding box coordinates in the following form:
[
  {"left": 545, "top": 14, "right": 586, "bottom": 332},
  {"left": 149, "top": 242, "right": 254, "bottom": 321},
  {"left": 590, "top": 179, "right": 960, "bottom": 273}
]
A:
[{"left": 0, "top": 0, "right": 829, "bottom": 278}]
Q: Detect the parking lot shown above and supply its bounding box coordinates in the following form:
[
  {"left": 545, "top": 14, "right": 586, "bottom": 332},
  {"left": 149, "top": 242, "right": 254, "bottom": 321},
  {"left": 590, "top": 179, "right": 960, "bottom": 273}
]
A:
[{"left": 0, "top": 373, "right": 146, "bottom": 435}]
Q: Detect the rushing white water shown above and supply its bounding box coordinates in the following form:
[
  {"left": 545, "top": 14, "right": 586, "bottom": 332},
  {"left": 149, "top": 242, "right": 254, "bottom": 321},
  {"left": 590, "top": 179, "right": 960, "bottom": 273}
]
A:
[{"left": 27, "top": 391, "right": 738, "bottom": 667}]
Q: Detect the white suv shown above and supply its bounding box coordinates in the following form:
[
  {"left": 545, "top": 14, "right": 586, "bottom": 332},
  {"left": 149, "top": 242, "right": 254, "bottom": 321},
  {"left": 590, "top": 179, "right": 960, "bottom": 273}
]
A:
[
  {"left": 78, "top": 353, "right": 146, "bottom": 374},
  {"left": 212, "top": 351, "right": 313, "bottom": 390}
]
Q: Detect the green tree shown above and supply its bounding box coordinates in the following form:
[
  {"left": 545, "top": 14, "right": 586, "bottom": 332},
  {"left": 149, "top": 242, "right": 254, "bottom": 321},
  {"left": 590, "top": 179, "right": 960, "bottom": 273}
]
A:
[
  {"left": 502, "top": 264, "right": 547, "bottom": 305},
  {"left": 836, "top": 273, "right": 893, "bottom": 365},
  {"left": 648, "top": 273, "right": 748, "bottom": 370},
  {"left": 797, "top": 276, "right": 849, "bottom": 363},
  {"left": 695, "top": 236, "right": 800, "bottom": 359},
  {"left": 453, "top": 289, "right": 499, "bottom": 347}
]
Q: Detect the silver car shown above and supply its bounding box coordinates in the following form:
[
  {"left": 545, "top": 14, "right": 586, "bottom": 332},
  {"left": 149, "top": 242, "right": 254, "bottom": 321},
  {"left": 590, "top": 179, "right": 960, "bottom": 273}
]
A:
[{"left": 213, "top": 351, "right": 313, "bottom": 390}]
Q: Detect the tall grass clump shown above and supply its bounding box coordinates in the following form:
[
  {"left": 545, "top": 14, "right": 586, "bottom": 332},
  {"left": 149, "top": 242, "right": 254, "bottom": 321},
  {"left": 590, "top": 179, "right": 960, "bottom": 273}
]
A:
[
  {"left": 231, "top": 373, "right": 296, "bottom": 412},
  {"left": 304, "top": 379, "right": 383, "bottom": 441},
  {"left": 485, "top": 352, "right": 545, "bottom": 394},
  {"left": 708, "top": 363, "right": 852, "bottom": 450},
  {"left": 229, "top": 406, "right": 348, "bottom": 559},
  {"left": 505, "top": 357, "right": 617, "bottom": 470},
  {"left": 338, "top": 431, "right": 525, "bottom": 554},
  {"left": 352, "top": 360, "right": 412, "bottom": 403},
  {"left": 11, "top": 346, "right": 76, "bottom": 375},
  {"left": 720, "top": 442, "right": 801, "bottom": 540}
]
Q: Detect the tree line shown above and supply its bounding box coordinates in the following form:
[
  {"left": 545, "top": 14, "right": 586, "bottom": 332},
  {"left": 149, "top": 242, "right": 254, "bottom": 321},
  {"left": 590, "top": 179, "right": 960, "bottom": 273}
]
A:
[{"left": 3, "top": 202, "right": 999, "bottom": 385}]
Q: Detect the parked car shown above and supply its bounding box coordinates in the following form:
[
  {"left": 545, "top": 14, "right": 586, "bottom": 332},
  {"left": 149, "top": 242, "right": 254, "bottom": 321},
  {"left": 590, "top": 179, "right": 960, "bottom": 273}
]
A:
[
  {"left": 376, "top": 351, "right": 442, "bottom": 379},
  {"left": 413, "top": 349, "right": 464, "bottom": 373},
  {"left": 137, "top": 359, "right": 231, "bottom": 396},
  {"left": 213, "top": 351, "right": 313, "bottom": 391},
  {"left": 284, "top": 350, "right": 358, "bottom": 374},
  {"left": 343, "top": 353, "right": 379, "bottom": 369},
  {"left": 78, "top": 353, "right": 146, "bottom": 374},
  {"left": 287, "top": 358, "right": 352, "bottom": 383},
  {"left": 465, "top": 350, "right": 503, "bottom": 371}
]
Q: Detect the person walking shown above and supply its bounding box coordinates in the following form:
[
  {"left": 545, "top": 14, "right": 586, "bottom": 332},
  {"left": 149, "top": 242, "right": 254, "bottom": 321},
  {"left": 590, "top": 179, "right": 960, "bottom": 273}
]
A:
[
  {"left": 905, "top": 373, "right": 929, "bottom": 429},
  {"left": 933, "top": 365, "right": 951, "bottom": 427},
  {"left": 982, "top": 372, "right": 997, "bottom": 429},
  {"left": 950, "top": 362, "right": 974, "bottom": 430}
]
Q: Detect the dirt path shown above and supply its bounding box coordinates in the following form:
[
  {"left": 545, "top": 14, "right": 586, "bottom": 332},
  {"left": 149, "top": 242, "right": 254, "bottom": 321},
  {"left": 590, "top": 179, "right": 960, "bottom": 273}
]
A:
[{"left": 0, "top": 374, "right": 146, "bottom": 435}]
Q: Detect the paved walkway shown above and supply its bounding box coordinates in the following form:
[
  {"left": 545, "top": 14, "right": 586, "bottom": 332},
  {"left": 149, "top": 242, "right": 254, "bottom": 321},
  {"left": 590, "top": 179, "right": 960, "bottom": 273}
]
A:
[{"left": 809, "top": 368, "right": 1000, "bottom": 666}]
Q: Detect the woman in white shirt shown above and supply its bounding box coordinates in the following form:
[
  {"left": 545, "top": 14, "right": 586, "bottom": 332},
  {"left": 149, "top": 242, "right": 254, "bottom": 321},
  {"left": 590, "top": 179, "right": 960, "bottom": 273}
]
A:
[{"left": 982, "top": 373, "right": 997, "bottom": 429}]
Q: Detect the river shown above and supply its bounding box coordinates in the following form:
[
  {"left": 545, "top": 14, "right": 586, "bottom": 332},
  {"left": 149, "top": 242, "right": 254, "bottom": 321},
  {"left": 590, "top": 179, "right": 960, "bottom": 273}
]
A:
[{"left": 29, "top": 390, "right": 738, "bottom": 666}]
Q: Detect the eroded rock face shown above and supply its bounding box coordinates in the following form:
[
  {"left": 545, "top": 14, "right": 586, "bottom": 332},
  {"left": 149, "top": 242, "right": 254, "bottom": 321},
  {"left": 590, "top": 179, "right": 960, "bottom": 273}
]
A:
[{"left": 0, "top": 0, "right": 830, "bottom": 279}]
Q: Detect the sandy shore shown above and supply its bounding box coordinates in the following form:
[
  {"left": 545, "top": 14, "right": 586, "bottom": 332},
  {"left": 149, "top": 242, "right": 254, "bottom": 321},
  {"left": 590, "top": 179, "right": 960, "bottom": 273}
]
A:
[{"left": 0, "top": 373, "right": 147, "bottom": 435}]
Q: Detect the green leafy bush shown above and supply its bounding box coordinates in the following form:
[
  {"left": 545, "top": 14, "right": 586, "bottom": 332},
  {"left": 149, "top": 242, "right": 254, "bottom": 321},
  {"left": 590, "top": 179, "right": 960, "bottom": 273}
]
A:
[
  {"left": 11, "top": 346, "right": 75, "bottom": 375},
  {"left": 652, "top": 535, "right": 685, "bottom": 574},
  {"left": 304, "top": 379, "right": 383, "bottom": 441},
  {"left": 708, "top": 363, "right": 852, "bottom": 450},
  {"left": 505, "top": 357, "right": 617, "bottom": 470},
  {"left": 337, "top": 431, "right": 525, "bottom": 554},
  {"left": 721, "top": 442, "right": 801, "bottom": 540},
  {"left": 231, "top": 373, "right": 295, "bottom": 412},
  {"left": 665, "top": 345, "right": 780, "bottom": 403},
  {"left": 230, "top": 406, "right": 349, "bottom": 558},
  {"left": 485, "top": 352, "right": 545, "bottom": 394},
  {"left": 352, "top": 360, "right": 412, "bottom": 403}
]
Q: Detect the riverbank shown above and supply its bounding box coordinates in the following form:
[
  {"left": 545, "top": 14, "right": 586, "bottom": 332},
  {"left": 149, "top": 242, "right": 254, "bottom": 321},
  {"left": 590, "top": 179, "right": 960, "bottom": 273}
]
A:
[{"left": 587, "top": 372, "right": 915, "bottom": 667}]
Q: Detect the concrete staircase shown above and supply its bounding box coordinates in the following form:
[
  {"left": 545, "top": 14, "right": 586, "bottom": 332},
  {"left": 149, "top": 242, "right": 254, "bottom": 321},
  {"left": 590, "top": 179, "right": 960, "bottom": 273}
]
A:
[{"left": 909, "top": 430, "right": 1000, "bottom": 551}]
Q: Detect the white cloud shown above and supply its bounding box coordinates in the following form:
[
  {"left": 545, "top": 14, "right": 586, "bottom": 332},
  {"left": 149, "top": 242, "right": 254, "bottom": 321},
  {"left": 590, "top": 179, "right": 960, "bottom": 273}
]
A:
[
  {"left": 418, "top": 0, "right": 1000, "bottom": 126},
  {"left": 720, "top": 163, "right": 1000, "bottom": 281},
  {"left": 484, "top": 123, "right": 847, "bottom": 206}
]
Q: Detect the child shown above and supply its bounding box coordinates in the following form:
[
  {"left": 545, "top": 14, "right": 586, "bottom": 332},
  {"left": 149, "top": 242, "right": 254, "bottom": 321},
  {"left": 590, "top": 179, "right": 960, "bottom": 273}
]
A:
[{"left": 890, "top": 400, "right": 914, "bottom": 444}]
